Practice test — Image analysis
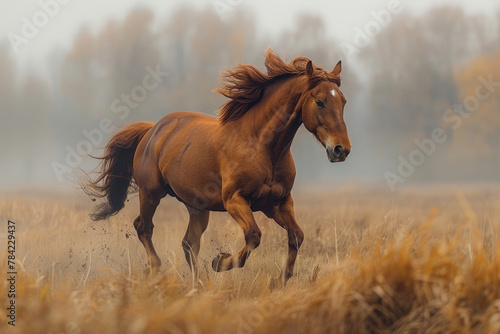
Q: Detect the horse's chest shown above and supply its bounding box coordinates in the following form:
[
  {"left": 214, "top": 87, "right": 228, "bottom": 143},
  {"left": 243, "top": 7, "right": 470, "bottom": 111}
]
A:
[
  {"left": 261, "top": 182, "right": 287, "bottom": 198},
  {"left": 235, "top": 156, "right": 295, "bottom": 208},
  {"left": 249, "top": 181, "right": 289, "bottom": 210}
]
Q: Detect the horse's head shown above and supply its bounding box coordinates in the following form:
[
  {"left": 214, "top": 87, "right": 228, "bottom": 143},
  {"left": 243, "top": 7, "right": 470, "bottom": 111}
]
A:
[{"left": 301, "top": 60, "right": 351, "bottom": 163}]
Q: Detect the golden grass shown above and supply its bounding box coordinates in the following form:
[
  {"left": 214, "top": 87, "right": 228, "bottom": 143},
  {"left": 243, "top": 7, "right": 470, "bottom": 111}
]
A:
[{"left": 1, "top": 186, "right": 500, "bottom": 333}]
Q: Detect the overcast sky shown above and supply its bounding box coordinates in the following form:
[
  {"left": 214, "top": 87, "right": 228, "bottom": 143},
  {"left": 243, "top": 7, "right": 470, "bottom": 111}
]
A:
[{"left": 1, "top": 0, "right": 499, "bottom": 72}]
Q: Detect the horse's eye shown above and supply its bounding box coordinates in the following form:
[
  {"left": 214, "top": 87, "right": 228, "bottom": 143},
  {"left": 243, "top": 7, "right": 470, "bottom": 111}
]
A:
[{"left": 315, "top": 100, "right": 325, "bottom": 108}]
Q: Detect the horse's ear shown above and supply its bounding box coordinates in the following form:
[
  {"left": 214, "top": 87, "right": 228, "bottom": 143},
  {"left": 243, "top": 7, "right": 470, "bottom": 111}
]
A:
[
  {"left": 305, "top": 60, "right": 314, "bottom": 77},
  {"left": 332, "top": 61, "right": 342, "bottom": 76}
]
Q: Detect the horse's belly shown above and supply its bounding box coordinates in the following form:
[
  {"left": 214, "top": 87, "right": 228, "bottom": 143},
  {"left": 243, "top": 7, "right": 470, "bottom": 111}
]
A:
[
  {"left": 167, "top": 171, "right": 225, "bottom": 211},
  {"left": 160, "top": 135, "right": 225, "bottom": 211}
]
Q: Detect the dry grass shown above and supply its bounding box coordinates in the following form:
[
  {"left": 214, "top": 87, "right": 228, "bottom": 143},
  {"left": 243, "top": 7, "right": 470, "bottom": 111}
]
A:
[{"left": 1, "top": 185, "right": 500, "bottom": 333}]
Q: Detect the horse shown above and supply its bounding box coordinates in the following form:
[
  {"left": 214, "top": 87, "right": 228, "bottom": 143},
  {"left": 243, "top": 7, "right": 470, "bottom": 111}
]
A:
[{"left": 84, "top": 48, "right": 351, "bottom": 286}]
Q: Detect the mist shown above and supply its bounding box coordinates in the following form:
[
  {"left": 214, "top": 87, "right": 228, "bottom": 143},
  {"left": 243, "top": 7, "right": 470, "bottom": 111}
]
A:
[{"left": 1, "top": 1, "right": 499, "bottom": 192}]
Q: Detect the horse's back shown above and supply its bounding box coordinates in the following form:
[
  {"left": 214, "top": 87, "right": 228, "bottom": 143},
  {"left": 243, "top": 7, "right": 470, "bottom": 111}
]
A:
[
  {"left": 139, "top": 111, "right": 218, "bottom": 155},
  {"left": 161, "top": 111, "right": 218, "bottom": 124},
  {"left": 152, "top": 111, "right": 219, "bottom": 155}
]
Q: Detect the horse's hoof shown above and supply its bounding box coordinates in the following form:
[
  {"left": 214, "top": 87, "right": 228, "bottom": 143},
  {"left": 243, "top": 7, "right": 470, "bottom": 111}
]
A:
[{"left": 212, "top": 252, "right": 231, "bottom": 272}]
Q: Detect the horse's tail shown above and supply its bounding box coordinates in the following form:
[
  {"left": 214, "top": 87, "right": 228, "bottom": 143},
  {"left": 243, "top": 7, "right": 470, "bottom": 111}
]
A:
[{"left": 82, "top": 121, "right": 154, "bottom": 221}]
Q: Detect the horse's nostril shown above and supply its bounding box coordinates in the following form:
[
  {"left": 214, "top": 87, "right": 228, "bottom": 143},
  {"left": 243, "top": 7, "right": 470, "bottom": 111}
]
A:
[{"left": 333, "top": 145, "right": 344, "bottom": 158}]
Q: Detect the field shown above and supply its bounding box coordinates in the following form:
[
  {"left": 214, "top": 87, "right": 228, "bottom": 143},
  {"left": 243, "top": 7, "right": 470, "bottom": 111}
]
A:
[{"left": 1, "top": 185, "right": 500, "bottom": 333}]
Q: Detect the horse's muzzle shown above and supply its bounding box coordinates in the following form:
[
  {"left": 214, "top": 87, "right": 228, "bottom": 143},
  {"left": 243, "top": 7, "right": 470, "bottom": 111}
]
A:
[{"left": 327, "top": 145, "right": 350, "bottom": 163}]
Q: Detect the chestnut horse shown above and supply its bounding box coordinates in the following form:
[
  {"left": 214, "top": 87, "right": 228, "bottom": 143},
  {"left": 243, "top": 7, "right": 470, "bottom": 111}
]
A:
[{"left": 84, "top": 48, "right": 351, "bottom": 286}]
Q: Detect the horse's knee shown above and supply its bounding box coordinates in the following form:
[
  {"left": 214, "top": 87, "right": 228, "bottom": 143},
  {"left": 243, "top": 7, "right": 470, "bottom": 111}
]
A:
[
  {"left": 134, "top": 216, "right": 154, "bottom": 237},
  {"left": 289, "top": 228, "right": 304, "bottom": 251},
  {"left": 133, "top": 216, "right": 141, "bottom": 229},
  {"left": 246, "top": 228, "right": 262, "bottom": 250}
]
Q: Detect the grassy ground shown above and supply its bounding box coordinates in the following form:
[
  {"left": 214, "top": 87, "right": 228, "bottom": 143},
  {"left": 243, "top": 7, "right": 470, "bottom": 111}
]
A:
[{"left": 1, "top": 185, "right": 500, "bottom": 333}]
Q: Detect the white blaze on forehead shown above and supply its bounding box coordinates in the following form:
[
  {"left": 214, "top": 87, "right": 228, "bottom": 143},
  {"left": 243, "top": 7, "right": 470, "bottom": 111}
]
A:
[{"left": 330, "top": 89, "right": 336, "bottom": 97}]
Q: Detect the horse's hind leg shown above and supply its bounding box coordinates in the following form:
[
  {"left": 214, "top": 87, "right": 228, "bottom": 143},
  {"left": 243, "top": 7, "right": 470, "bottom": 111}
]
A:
[
  {"left": 182, "top": 205, "right": 209, "bottom": 286},
  {"left": 134, "top": 188, "right": 163, "bottom": 273}
]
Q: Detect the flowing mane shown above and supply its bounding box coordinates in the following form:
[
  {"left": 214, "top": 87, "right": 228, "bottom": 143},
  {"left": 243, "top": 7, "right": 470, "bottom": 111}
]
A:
[{"left": 215, "top": 47, "right": 341, "bottom": 124}]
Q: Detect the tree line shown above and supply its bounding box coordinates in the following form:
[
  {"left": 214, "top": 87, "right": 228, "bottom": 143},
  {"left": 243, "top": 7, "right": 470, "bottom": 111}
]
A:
[{"left": 1, "top": 5, "right": 499, "bottom": 187}]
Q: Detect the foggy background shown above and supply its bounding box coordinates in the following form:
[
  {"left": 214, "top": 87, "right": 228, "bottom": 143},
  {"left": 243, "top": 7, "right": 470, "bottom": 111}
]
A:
[{"left": 1, "top": 0, "right": 499, "bottom": 191}]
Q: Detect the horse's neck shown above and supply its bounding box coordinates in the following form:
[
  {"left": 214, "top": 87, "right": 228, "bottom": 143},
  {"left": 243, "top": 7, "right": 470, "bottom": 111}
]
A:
[{"left": 252, "top": 77, "right": 305, "bottom": 161}]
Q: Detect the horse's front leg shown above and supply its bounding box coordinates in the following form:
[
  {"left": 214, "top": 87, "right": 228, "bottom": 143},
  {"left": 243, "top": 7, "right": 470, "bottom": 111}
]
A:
[
  {"left": 212, "top": 191, "right": 261, "bottom": 272},
  {"left": 265, "top": 195, "right": 304, "bottom": 286}
]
